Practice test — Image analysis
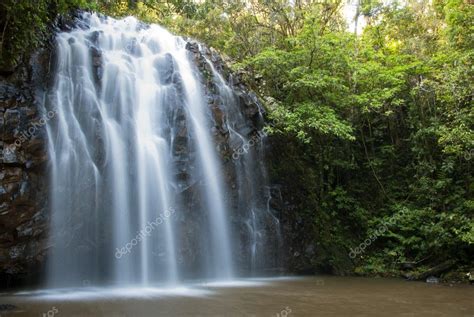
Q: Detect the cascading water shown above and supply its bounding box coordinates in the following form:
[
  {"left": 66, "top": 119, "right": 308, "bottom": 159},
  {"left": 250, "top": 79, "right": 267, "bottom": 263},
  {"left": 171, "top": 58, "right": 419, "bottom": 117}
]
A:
[
  {"left": 44, "top": 12, "right": 279, "bottom": 288},
  {"left": 201, "top": 55, "right": 282, "bottom": 273}
]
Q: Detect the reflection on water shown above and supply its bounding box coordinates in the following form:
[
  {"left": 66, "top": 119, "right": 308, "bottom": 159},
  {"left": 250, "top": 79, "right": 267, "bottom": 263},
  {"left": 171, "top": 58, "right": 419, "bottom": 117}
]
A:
[{"left": 1, "top": 277, "right": 473, "bottom": 316}]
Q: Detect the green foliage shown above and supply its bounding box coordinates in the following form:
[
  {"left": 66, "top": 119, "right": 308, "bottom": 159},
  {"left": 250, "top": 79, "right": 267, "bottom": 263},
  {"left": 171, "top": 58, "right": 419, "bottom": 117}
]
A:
[
  {"left": 268, "top": 102, "right": 354, "bottom": 143},
  {"left": 444, "top": 0, "right": 474, "bottom": 49},
  {"left": 1, "top": 1, "right": 49, "bottom": 68},
  {"left": 0, "top": 0, "right": 101, "bottom": 69}
]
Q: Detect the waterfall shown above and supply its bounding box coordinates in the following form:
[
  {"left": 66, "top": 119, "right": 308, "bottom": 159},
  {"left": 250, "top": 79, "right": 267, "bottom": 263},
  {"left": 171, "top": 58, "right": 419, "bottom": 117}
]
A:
[
  {"left": 201, "top": 55, "right": 282, "bottom": 273},
  {"left": 44, "top": 12, "right": 279, "bottom": 288}
]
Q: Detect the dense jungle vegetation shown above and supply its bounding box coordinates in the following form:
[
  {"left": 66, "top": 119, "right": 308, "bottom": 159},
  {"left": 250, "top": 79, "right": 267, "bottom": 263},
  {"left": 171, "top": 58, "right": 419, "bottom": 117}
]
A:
[{"left": 1, "top": 0, "right": 472, "bottom": 279}]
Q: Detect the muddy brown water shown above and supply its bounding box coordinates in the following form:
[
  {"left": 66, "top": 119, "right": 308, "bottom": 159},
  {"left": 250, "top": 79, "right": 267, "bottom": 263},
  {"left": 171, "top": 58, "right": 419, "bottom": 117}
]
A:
[{"left": 0, "top": 277, "right": 472, "bottom": 316}]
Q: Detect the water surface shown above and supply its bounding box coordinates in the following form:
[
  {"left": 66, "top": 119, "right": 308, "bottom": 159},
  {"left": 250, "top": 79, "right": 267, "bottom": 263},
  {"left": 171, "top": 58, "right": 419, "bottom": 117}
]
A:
[{"left": 1, "top": 277, "right": 472, "bottom": 316}]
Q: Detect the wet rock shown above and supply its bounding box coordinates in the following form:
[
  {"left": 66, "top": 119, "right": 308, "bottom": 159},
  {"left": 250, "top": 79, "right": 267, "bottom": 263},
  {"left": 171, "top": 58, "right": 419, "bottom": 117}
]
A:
[
  {"left": 173, "top": 136, "right": 188, "bottom": 155},
  {"left": 0, "top": 167, "right": 23, "bottom": 183},
  {"left": 154, "top": 53, "right": 175, "bottom": 84},
  {"left": 95, "top": 65, "right": 103, "bottom": 82},
  {"left": 90, "top": 46, "right": 102, "bottom": 67},
  {"left": 185, "top": 41, "right": 200, "bottom": 53},
  {"left": 90, "top": 46, "right": 104, "bottom": 85},
  {"left": 88, "top": 30, "right": 101, "bottom": 45},
  {"left": 0, "top": 82, "right": 20, "bottom": 102},
  {"left": 211, "top": 103, "right": 225, "bottom": 127},
  {"left": 1, "top": 144, "right": 22, "bottom": 164},
  {"left": 16, "top": 221, "right": 34, "bottom": 237},
  {"left": 0, "top": 304, "right": 17, "bottom": 312},
  {"left": 57, "top": 14, "right": 77, "bottom": 32},
  {"left": 3, "top": 109, "right": 21, "bottom": 137},
  {"left": 467, "top": 271, "right": 474, "bottom": 284},
  {"left": 9, "top": 245, "right": 26, "bottom": 260},
  {"left": 0, "top": 232, "right": 14, "bottom": 243},
  {"left": 426, "top": 276, "right": 439, "bottom": 284},
  {"left": 0, "top": 30, "right": 49, "bottom": 287}
]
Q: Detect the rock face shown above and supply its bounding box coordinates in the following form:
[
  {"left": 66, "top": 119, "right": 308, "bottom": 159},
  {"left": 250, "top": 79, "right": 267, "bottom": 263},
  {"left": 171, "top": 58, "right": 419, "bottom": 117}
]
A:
[{"left": 0, "top": 49, "right": 52, "bottom": 288}]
